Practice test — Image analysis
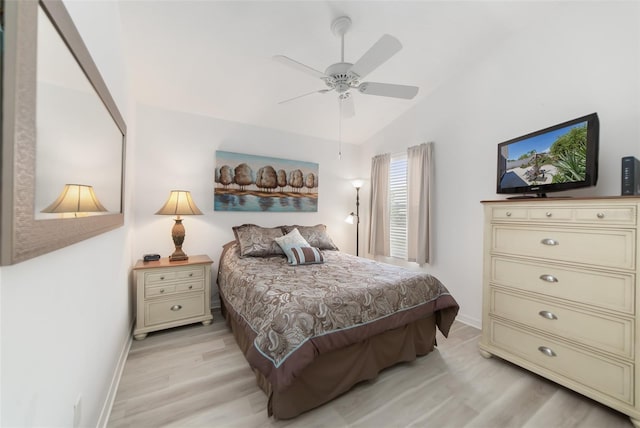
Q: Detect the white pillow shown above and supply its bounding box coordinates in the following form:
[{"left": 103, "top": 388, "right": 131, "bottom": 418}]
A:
[{"left": 274, "top": 228, "right": 311, "bottom": 264}]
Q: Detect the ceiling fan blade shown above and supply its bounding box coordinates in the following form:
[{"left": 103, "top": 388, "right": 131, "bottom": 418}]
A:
[
  {"left": 340, "top": 95, "right": 355, "bottom": 118},
  {"left": 273, "top": 55, "right": 327, "bottom": 79},
  {"left": 278, "top": 89, "right": 331, "bottom": 104},
  {"left": 348, "top": 34, "right": 402, "bottom": 80},
  {"left": 358, "top": 82, "right": 419, "bottom": 99}
]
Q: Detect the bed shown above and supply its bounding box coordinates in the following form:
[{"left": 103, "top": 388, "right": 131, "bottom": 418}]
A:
[{"left": 216, "top": 224, "right": 459, "bottom": 419}]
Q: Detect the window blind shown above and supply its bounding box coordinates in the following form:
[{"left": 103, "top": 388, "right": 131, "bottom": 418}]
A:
[{"left": 389, "top": 153, "right": 407, "bottom": 259}]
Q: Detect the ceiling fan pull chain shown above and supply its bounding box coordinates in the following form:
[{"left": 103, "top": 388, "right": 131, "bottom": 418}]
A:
[{"left": 338, "top": 97, "right": 343, "bottom": 160}]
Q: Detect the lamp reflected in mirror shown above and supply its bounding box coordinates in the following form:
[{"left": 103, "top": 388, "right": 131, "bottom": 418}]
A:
[
  {"left": 40, "top": 184, "right": 108, "bottom": 218},
  {"left": 155, "top": 190, "right": 203, "bottom": 262}
]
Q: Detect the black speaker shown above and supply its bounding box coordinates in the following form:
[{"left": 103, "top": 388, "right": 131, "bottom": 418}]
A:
[{"left": 621, "top": 156, "right": 640, "bottom": 195}]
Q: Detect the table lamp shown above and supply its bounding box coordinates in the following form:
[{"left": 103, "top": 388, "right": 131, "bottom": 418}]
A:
[{"left": 155, "top": 190, "right": 203, "bottom": 261}]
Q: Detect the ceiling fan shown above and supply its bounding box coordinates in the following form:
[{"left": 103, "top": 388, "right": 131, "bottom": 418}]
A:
[{"left": 274, "top": 16, "right": 419, "bottom": 118}]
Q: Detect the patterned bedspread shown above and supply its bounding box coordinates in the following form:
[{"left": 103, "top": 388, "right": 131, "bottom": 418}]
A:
[{"left": 217, "top": 242, "right": 459, "bottom": 391}]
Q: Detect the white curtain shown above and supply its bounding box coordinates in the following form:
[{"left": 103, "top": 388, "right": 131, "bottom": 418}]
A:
[
  {"left": 407, "top": 142, "right": 432, "bottom": 265},
  {"left": 368, "top": 153, "right": 391, "bottom": 257}
]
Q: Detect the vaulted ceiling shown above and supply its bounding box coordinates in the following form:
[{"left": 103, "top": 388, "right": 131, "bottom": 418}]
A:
[{"left": 118, "top": 1, "right": 549, "bottom": 144}]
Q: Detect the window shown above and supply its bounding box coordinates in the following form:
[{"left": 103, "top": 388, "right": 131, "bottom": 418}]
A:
[{"left": 389, "top": 153, "right": 407, "bottom": 259}]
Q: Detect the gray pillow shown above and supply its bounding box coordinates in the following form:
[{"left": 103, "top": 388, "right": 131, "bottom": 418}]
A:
[
  {"left": 281, "top": 224, "right": 339, "bottom": 250},
  {"left": 232, "top": 224, "right": 284, "bottom": 257}
]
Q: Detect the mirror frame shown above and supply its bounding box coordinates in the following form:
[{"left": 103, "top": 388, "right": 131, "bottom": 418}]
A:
[{"left": 1, "top": 0, "right": 126, "bottom": 265}]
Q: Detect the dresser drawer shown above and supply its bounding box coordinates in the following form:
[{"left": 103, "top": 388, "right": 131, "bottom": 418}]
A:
[
  {"left": 144, "top": 265, "right": 205, "bottom": 285},
  {"left": 489, "top": 204, "right": 637, "bottom": 225},
  {"left": 490, "top": 288, "right": 634, "bottom": 358},
  {"left": 574, "top": 207, "right": 636, "bottom": 225},
  {"left": 489, "top": 320, "right": 633, "bottom": 405},
  {"left": 145, "top": 294, "right": 206, "bottom": 326},
  {"left": 492, "top": 226, "right": 636, "bottom": 269},
  {"left": 491, "top": 257, "right": 635, "bottom": 314}
]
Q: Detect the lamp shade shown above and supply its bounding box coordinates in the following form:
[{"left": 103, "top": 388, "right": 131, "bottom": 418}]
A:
[
  {"left": 41, "top": 184, "right": 107, "bottom": 214},
  {"left": 351, "top": 179, "right": 364, "bottom": 189},
  {"left": 155, "top": 190, "right": 203, "bottom": 216},
  {"left": 345, "top": 212, "right": 356, "bottom": 224}
]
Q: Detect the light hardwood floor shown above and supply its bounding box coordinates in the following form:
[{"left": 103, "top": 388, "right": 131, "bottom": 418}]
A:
[{"left": 108, "top": 312, "right": 634, "bottom": 427}]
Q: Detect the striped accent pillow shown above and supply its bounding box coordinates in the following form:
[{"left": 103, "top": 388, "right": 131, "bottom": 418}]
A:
[{"left": 288, "top": 246, "right": 324, "bottom": 265}]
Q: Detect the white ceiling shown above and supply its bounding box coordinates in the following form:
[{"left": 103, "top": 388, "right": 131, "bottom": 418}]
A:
[{"left": 118, "top": 1, "right": 547, "bottom": 144}]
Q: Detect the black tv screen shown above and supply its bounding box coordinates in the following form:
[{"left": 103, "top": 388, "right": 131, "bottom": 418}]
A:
[{"left": 497, "top": 113, "right": 599, "bottom": 197}]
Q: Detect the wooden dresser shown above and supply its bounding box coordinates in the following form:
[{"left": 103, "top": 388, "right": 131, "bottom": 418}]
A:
[
  {"left": 479, "top": 197, "right": 640, "bottom": 427},
  {"left": 133, "top": 255, "right": 213, "bottom": 340}
]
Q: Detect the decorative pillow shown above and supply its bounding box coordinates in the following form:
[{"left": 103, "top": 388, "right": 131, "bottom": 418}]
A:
[
  {"left": 285, "top": 246, "right": 324, "bottom": 266},
  {"left": 232, "top": 224, "right": 284, "bottom": 258},
  {"left": 274, "top": 228, "right": 311, "bottom": 264},
  {"left": 281, "top": 224, "right": 339, "bottom": 250}
]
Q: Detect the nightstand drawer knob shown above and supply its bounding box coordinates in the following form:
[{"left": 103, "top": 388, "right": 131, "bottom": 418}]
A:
[
  {"left": 545, "top": 212, "right": 552, "bottom": 217},
  {"left": 539, "top": 274, "right": 558, "bottom": 283},
  {"left": 538, "top": 346, "right": 557, "bottom": 357},
  {"left": 189, "top": 273, "right": 193, "bottom": 277},
  {"left": 188, "top": 285, "right": 193, "bottom": 289},
  {"left": 597, "top": 212, "right": 605, "bottom": 219},
  {"left": 160, "top": 276, "right": 165, "bottom": 280},
  {"left": 538, "top": 310, "right": 558, "bottom": 320},
  {"left": 170, "top": 305, "right": 182, "bottom": 311},
  {"left": 540, "top": 238, "right": 559, "bottom": 246},
  {"left": 506, "top": 211, "right": 512, "bottom": 217},
  {"left": 160, "top": 289, "right": 165, "bottom": 293}
]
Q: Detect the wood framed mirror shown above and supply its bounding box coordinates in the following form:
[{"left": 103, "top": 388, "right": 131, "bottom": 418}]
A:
[{"left": 1, "top": 0, "right": 126, "bottom": 265}]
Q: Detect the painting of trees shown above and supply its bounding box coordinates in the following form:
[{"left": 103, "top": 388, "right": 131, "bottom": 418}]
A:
[{"left": 214, "top": 151, "right": 319, "bottom": 212}]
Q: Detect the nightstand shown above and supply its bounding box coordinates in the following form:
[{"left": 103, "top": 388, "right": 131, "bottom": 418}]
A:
[{"left": 133, "top": 254, "right": 213, "bottom": 340}]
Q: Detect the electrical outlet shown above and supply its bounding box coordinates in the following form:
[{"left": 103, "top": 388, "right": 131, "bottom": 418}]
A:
[{"left": 73, "top": 395, "right": 82, "bottom": 428}]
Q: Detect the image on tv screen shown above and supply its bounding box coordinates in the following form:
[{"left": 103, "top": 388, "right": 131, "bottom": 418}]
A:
[{"left": 499, "top": 120, "right": 588, "bottom": 189}]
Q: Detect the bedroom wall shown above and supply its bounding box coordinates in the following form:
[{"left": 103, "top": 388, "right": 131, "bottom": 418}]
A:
[
  {"left": 360, "top": 1, "right": 640, "bottom": 328},
  {"left": 132, "top": 104, "right": 361, "bottom": 306},
  {"left": 0, "top": 2, "right": 135, "bottom": 427}
]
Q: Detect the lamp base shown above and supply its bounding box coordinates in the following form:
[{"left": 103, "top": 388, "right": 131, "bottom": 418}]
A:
[
  {"left": 169, "top": 218, "right": 189, "bottom": 262},
  {"left": 169, "top": 251, "right": 188, "bottom": 262}
]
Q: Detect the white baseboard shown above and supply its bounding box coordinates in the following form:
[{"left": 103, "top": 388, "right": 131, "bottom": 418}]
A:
[
  {"left": 97, "top": 320, "right": 134, "bottom": 428},
  {"left": 455, "top": 313, "right": 481, "bottom": 330}
]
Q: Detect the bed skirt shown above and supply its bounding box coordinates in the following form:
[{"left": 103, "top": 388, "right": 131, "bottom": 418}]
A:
[{"left": 221, "top": 298, "right": 438, "bottom": 419}]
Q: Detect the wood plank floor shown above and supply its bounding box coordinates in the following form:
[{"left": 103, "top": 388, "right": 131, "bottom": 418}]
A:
[{"left": 108, "top": 312, "right": 634, "bottom": 427}]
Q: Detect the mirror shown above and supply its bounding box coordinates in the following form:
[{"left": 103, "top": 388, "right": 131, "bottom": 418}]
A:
[{"left": 1, "top": 0, "right": 126, "bottom": 265}]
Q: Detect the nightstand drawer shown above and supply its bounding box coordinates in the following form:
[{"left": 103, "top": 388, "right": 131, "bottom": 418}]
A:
[
  {"left": 145, "top": 295, "right": 205, "bottom": 326},
  {"left": 491, "top": 257, "right": 635, "bottom": 314},
  {"left": 145, "top": 284, "right": 176, "bottom": 298},
  {"left": 176, "top": 280, "right": 204, "bottom": 293},
  {"left": 490, "top": 288, "right": 633, "bottom": 358},
  {"left": 489, "top": 320, "right": 633, "bottom": 405},
  {"left": 492, "top": 226, "right": 636, "bottom": 269},
  {"left": 144, "top": 266, "right": 205, "bottom": 285}
]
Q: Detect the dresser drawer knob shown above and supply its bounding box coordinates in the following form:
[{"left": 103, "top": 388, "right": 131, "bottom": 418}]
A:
[
  {"left": 596, "top": 212, "right": 605, "bottom": 219},
  {"left": 506, "top": 212, "right": 512, "bottom": 217},
  {"left": 170, "top": 305, "right": 182, "bottom": 311},
  {"left": 188, "top": 285, "right": 193, "bottom": 289},
  {"left": 540, "top": 238, "right": 559, "bottom": 246},
  {"left": 189, "top": 273, "right": 193, "bottom": 277},
  {"left": 539, "top": 274, "right": 558, "bottom": 283},
  {"left": 160, "top": 289, "right": 165, "bottom": 293},
  {"left": 160, "top": 276, "right": 165, "bottom": 280},
  {"left": 538, "top": 346, "right": 557, "bottom": 357},
  {"left": 538, "top": 310, "right": 558, "bottom": 320},
  {"left": 545, "top": 212, "right": 552, "bottom": 217}
]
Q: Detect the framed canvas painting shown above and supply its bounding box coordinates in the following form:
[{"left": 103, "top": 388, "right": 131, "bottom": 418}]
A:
[{"left": 214, "top": 151, "right": 319, "bottom": 212}]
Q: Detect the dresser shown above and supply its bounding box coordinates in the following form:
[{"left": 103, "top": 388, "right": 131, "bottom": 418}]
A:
[
  {"left": 133, "top": 255, "right": 213, "bottom": 340},
  {"left": 479, "top": 197, "right": 640, "bottom": 427}
]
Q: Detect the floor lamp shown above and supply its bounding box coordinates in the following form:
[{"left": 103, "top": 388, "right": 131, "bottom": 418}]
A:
[{"left": 345, "top": 180, "right": 363, "bottom": 256}]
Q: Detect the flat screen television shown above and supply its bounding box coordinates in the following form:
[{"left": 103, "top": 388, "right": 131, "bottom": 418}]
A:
[{"left": 497, "top": 113, "right": 599, "bottom": 197}]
